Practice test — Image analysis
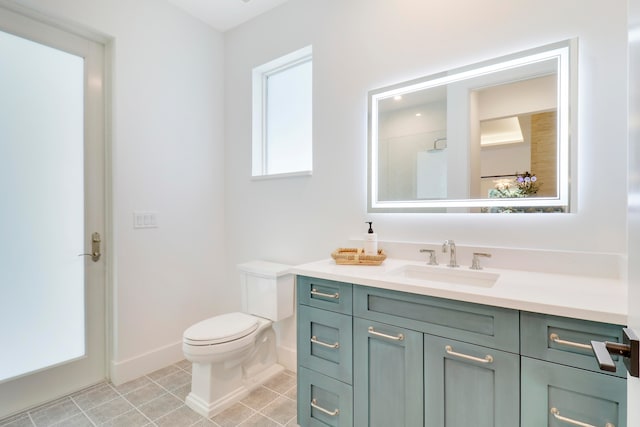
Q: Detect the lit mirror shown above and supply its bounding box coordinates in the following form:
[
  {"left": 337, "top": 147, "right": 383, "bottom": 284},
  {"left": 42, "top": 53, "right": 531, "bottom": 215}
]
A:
[{"left": 368, "top": 40, "right": 575, "bottom": 213}]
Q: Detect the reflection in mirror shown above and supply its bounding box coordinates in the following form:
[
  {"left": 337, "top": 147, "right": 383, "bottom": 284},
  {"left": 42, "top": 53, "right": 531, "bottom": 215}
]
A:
[{"left": 368, "top": 40, "right": 575, "bottom": 213}]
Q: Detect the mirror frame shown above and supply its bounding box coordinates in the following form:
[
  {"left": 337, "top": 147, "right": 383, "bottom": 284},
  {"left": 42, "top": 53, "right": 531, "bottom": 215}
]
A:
[{"left": 367, "top": 39, "right": 577, "bottom": 213}]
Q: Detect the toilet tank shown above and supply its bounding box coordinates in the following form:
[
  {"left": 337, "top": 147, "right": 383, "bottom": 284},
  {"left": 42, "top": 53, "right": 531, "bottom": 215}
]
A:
[{"left": 237, "top": 261, "right": 294, "bottom": 321}]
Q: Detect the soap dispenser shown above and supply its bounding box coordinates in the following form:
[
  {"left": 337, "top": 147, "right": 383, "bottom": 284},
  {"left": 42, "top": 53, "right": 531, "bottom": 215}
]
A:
[{"left": 364, "top": 221, "right": 378, "bottom": 255}]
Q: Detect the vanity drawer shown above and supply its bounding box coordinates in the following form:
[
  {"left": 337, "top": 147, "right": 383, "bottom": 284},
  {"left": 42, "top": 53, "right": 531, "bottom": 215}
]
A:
[
  {"left": 298, "top": 305, "right": 353, "bottom": 383},
  {"left": 298, "top": 366, "right": 353, "bottom": 427},
  {"left": 353, "top": 286, "right": 519, "bottom": 352},
  {"left": 520, "top": 312, "right": 626, "bottom": 377},
  {"left": 298, "top": 276, "right": 353, "bottom": 314}
]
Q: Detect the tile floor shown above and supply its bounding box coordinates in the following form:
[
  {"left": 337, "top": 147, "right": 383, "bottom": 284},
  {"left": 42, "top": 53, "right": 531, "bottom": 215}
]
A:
[{"left": 0, "top": 361, "right": 298, "bottom": 427}]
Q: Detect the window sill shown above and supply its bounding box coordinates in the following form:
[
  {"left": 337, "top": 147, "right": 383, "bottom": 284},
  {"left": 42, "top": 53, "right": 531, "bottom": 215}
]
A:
[{"left": 251, "top": 170, "right": 312, "bottom": 181}]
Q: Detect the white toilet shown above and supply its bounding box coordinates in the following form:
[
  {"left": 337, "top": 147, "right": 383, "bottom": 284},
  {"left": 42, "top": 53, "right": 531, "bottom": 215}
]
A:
[{"left": 182, "top": 261, "right": 294, "bottom": 418}]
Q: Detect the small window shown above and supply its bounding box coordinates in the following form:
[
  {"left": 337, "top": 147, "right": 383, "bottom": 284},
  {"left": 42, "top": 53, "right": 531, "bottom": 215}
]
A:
[{"left": 252, "top": 46, "right": 312, "bottom": 178}]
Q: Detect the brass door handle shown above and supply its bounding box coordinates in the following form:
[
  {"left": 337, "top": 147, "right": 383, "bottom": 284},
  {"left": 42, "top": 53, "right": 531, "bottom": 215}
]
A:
[{"left": 78, "top": 232, "right": 101, "bottom": 262}]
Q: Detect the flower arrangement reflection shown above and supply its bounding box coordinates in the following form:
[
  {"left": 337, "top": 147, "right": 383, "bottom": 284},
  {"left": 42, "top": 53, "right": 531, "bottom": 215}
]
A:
[{"left": 489, "top": 172, "right": 539, "bottom": 198}]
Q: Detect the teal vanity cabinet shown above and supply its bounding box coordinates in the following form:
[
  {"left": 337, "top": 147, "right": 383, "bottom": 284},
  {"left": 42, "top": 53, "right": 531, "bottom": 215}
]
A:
[
  {"left": 353, "top": 285, "right": 520, "bottom": 427},
  {"left": 296, "top": 275, "right": 628, "bottom": 427},
  {"left": 520, "top": 312, "right": 627, "bottom": 427}
]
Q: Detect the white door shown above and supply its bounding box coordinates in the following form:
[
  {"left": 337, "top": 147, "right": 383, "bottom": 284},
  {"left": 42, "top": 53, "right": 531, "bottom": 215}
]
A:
[{"left": 0, "top": 6, "right": 105, "bottom": 418}]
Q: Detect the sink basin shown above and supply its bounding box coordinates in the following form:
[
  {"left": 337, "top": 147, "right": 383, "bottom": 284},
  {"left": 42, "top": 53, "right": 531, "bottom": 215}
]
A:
[{"left": 386, "top": 264, "right": 499, "bottom": 288}]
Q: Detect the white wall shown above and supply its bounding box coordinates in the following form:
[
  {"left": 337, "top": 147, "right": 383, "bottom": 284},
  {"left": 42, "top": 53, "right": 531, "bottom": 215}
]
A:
[
  {"left": 224, "top": 0, "right": 629, "bottom": 352},
  {"left": 11, "top": 0, "right": 226, "bottom": 383}
]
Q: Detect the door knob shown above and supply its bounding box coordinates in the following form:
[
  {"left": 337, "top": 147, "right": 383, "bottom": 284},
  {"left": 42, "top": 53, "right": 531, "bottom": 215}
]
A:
[
  {"left": 78, "top": 232, "right": 101, "bottom": 262},
  {"left": 590, "top": 328, "right": 639, "bottom": 377}
]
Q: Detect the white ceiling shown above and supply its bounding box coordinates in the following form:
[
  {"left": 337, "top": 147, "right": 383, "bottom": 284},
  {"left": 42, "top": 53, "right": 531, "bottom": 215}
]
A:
[{"left": 166, "top": 0, "right": 290, "bottom": 32}]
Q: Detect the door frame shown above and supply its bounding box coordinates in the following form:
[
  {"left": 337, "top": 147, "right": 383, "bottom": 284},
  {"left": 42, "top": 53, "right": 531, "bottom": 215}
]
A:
[{"left": 628, "top": 0, "right": 640, "bottom": 424}]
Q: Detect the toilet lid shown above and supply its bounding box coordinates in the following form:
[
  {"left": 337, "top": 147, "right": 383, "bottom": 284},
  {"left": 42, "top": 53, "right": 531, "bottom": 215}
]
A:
[{"left": 183, "top": 312, "right": 259, "bottom": 345}]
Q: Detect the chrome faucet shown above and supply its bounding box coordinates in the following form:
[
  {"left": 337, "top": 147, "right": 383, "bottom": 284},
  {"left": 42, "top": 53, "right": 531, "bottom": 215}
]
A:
[{"left": 442, "top": 240, "right": 459, "bottom": 268}]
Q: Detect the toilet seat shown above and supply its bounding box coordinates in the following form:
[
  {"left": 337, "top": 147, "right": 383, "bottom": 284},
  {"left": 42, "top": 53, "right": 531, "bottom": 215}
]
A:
[{"left": 183, "top": 312, "right": 258, "bottom": 346}]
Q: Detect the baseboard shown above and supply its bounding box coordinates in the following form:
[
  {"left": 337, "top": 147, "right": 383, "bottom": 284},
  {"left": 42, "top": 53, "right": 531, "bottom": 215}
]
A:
[
  {"left": 111, "top": 341, "right": 297, "bottom": 385},
  {"left": 277, "top": 344, "right": 296, "bottom": 373},
  {"left": 110, "top": 340, "right": 184, "bottom": 385}
]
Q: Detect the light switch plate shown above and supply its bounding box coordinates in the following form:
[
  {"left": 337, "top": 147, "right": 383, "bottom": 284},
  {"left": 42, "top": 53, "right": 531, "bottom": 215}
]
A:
[{"left": 133, "top": 211, "right": 158, "bottom": 229}]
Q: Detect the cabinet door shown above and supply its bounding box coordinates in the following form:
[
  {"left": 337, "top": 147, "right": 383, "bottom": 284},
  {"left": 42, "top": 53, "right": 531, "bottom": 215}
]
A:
[
  {"left": 298, "top": 367, "right": 353, "bottom": 427},
  {"left": 424, "top": 335, "right": 520, "bottom": 427},
  {"left": 353, "top": 318, "right": 423, "bottom": 427},
  {"left": 522, "top": 357, "right": 626, "bottom": 427}
]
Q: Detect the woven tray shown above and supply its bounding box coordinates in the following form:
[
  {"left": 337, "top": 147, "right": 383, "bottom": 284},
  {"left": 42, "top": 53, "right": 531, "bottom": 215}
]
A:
[{"left": 331, "top": 248, "right": 386, "bottom": 265}]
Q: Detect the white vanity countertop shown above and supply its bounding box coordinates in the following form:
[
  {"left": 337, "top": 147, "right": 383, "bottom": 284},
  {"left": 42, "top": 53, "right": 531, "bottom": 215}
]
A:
[{"left": 290, "top": 258, "right": 628, "bottom": 325}]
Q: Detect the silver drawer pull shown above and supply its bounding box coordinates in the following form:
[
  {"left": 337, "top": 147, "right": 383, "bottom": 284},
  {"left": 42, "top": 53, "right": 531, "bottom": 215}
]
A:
[
  {"left": 550, "top": 333, "right": 592, "bottom": 350},
  {"left": 310, "top": 288, "right": 340, "bottom": 299},
  {"left": 311, "top": 398, "right": 339, "bottom": 416},
  {"left": 310, "top": 336, "right": 340, "bottom": 349},
  {"left": 550, "top": 407, "right": 615, "bottom": 427},
  {"left": 445, "top": 345, "right": 494, "bottom": 364},
  {"left": 367, "top": 326, "right": 404, "bottom": 341}
]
